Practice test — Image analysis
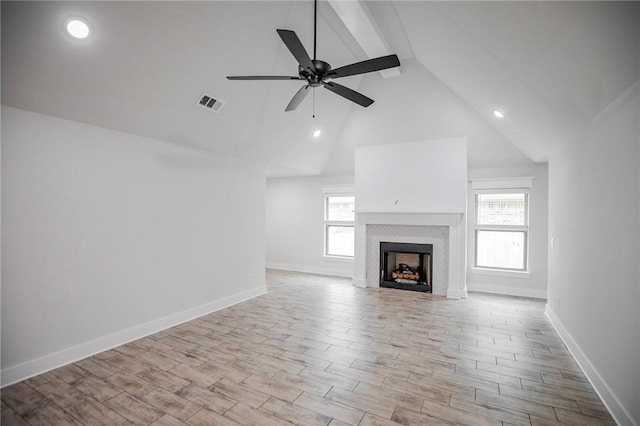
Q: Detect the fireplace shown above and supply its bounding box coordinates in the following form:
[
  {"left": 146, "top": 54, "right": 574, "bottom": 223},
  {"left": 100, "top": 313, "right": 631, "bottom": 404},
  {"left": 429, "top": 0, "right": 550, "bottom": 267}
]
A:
[
  {"left": 380, "top": 242, "right": 433, "bottom": 292},
  {"left": 354, "top": 214, "right": 466, "bottom": 298}
]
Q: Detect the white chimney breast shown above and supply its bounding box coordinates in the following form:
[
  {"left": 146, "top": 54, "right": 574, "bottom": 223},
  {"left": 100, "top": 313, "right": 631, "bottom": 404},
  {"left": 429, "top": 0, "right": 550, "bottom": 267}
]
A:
[
  {"left": 353, "top": 138, "right": 468, "bottom": 298},
  {"left": 355, "top": 138, "right": 467, "bottom": 214}
]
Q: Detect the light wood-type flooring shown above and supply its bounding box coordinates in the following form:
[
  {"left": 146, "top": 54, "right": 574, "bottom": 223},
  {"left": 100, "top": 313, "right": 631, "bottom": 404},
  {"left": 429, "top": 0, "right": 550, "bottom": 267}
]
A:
[{"left": 2, "top": 269, "right": 615, "bottom": 425}]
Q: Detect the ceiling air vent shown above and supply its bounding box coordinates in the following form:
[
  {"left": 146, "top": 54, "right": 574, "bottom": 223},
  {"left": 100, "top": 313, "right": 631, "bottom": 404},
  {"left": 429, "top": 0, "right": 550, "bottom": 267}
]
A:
[{"left": 197, "top": 94, "right": 224, "bottom": 112}]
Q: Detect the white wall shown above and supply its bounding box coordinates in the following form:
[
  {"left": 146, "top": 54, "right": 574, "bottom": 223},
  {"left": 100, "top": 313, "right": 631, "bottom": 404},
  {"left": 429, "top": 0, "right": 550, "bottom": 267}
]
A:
[
  {"left": 355, "top": 138, "right": 467, "bottom": 213},
  {"left": 466, "top": 165, "right": 549, "bottom": 298},
  {"left": 266, "top": 175, "right": 354, "bottom": 278},
  {"left": 1, "top": 106, "right": 266, "bottom": 385},
  {"left": 546, "top": 82, "right": 640, "bottom": 425}
]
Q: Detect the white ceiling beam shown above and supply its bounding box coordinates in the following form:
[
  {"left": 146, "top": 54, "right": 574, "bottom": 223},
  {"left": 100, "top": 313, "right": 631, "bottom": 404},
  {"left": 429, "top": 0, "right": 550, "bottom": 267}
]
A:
[{"left": 328, "top": 0, "right": 401, "bottom": 79}]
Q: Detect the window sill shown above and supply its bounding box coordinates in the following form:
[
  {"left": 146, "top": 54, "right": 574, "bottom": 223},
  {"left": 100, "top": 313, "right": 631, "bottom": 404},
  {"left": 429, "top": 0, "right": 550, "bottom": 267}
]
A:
[
  {"left": 323, "top": 255, "right": 354, "bottom": 263},
  {"left": 472, "top": 268, "right": 531, "bottom": 279}
]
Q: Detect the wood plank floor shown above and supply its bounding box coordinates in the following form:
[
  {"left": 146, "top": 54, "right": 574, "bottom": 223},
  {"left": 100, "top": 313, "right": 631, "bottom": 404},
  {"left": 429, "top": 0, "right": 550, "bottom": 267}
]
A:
[{"left": 2, "top": 269, "right": 615, "bottom": 425}]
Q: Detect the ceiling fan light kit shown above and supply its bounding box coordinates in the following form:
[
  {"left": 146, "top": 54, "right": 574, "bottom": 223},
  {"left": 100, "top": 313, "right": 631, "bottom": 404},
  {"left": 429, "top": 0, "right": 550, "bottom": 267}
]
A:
[{"left": 227, "top": 0, "right": 400, "bottom": 113}]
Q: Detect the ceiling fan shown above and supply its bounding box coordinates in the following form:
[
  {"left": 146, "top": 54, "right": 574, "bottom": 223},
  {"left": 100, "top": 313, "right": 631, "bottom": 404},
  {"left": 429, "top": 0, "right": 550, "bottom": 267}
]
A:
[{"left": 226, "top": 0, "right": 400, "bottom": 112}]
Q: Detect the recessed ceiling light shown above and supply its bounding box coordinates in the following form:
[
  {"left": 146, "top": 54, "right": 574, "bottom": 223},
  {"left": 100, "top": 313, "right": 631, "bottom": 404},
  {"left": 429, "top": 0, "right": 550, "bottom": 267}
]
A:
[
  {"left": 493, "top": 109, "right": 505, "bottom": 119},
  {"left": 66, "top": 19, "right": 90, "bottom": 39},
  {"left": 312, "top": 130, "right": 321, "bottom": 138}
]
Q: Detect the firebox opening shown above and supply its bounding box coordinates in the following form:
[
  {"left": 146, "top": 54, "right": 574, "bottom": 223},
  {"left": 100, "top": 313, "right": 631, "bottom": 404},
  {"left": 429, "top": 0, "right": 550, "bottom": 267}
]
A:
[{"left": 380, "top": 242, "right": 433, "bottom": 292}]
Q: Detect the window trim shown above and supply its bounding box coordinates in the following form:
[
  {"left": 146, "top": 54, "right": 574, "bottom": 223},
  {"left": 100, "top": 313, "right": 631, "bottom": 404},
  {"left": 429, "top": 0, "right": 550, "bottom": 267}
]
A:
[
  {"left": 471, "top": 180, "right": 533, "bottom": 274},
  {"left": 323, "top": 192, "right": 355, "bottom": 259},
  {"left": 321, "top": 184, "right": 355, "bottom": 195}
]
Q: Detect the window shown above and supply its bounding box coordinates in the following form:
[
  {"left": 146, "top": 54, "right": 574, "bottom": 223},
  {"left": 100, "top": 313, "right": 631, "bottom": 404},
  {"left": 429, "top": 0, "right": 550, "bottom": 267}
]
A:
[
  {"left": 324, "top": 195, "right": 355, "bottom": 257},
  {"left": 474, "top": 191, "right": 528, "bottom": 271}
]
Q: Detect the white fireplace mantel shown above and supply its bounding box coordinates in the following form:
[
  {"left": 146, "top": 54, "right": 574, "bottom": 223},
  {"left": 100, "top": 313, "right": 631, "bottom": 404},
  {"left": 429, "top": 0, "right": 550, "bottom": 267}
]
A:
[{"left": 353, "top": 211, "right": 467, "bottom": 299}]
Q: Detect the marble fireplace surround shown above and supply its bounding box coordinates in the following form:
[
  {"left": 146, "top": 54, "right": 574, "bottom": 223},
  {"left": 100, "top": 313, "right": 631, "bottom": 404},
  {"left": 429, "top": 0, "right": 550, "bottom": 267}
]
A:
[{"left": 353, "top": 212, "right": 467, "bottom": 299}]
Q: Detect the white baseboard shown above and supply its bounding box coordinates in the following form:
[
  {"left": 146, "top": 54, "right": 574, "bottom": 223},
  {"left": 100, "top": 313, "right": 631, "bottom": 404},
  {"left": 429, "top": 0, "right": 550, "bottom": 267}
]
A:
[
  {"left": 545, "top": 305, "right": 635, "bottom": 426},
  {"left": 266, "top": 262, "right": 353, "bottom": 279},
  {"left": 352, "top": 276, "right": 367, "bottom": 287},
  {"left": 1, "top": 286, "right": 266, "bottom": 388},
  {"left": 447, "top": 288, "right": 468, "bottom": 299},
  {"left": 467, "top": 282, "right": 546, "bottom": 299}
]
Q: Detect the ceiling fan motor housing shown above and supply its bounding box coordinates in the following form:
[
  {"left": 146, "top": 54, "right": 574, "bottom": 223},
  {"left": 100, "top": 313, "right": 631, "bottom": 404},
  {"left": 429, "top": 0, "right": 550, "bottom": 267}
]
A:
[{"left": 300, "top": 60, "right": 332, "bottom": 86}]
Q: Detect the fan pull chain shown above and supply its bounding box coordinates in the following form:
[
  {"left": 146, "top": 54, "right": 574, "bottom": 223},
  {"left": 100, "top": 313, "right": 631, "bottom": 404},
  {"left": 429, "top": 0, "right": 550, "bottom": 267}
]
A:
[{"left": 313, "top": 87, "right": 316, "bottom": 118}]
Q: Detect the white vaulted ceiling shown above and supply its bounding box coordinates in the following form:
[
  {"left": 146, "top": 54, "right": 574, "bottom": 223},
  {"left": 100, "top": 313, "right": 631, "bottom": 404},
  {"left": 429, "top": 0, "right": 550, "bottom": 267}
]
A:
[{"left": 2, "top": 1, "right": 639, "bottom": 176}]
